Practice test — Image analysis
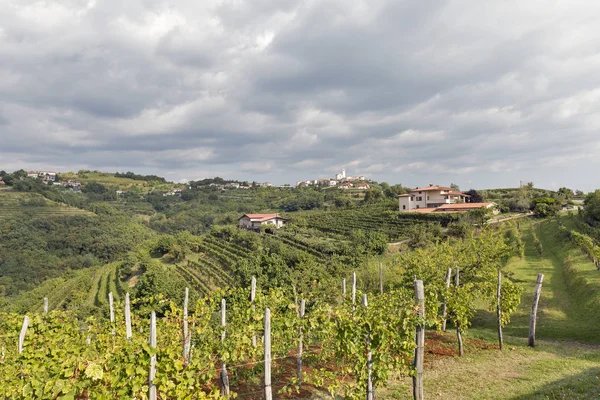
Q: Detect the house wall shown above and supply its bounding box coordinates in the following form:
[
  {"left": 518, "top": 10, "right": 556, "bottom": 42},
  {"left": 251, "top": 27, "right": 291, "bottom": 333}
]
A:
[
  {"left": 241, "top": 217, "right": 286, "bottom": 229},
  {"left": 399, "top": 196, "right": 414, "bottom": 211},
  {"left": 425, "top": 191, "right": 448, "bottom": 206},
  {"left": 410, "top": 191, "right": 428, "bottom": 208},
  {"left": 239, "top": 217, "right": 252, "bottom": 229}
]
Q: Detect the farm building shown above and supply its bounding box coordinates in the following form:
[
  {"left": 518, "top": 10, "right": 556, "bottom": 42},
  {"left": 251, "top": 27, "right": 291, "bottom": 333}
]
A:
[{"left": 238, "top": 213, "right": 288, "bottom": 230}]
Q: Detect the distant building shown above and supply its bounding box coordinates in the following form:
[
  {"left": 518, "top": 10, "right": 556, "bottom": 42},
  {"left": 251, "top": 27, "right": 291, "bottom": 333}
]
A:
[
  {"left": 255, "top": 182, "right": 273, "bottom": 187},
  {"left": 238, "top": 213, "right": 288, "bottom": 230},
  {"left": 27, "top": 170, "right": 57, "bottom": 182},
  {"left": 355, "top": 182, "right": 370, "bottom": 190},
  {"left": 0, "top": 178, "right": 5, "bottom": 185},
  {"left": 38, "top": 171, "right": 57, "bottom": 182},
  {"left": 335, "top": 169, "right": 346, "bottom": 180}
]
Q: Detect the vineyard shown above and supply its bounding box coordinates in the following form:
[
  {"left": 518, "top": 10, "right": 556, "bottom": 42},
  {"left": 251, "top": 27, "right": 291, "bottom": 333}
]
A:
[
  {"left": 288, "top": 207, "right": 461, "bottom": 243},
  {"left": 0, "top": 228, "right": 527, "bottom": 399},
  {"left": 0, "top": 189, "right": 91, "bottom": 218},
  {"left": 0, "top": 283, "right": 424, "bottom": 399}
]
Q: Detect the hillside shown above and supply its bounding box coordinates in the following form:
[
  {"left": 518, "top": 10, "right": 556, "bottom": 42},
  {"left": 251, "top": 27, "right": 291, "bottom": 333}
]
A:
[
  {"left": 0, "top": 188, "right": 92, "bottom": 218},
  {"left": 1, "top": 168, "right": 600, "bottom": 398}
]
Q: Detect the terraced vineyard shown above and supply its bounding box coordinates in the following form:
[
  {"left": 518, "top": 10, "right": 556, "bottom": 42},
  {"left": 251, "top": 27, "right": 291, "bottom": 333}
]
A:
[
  {"left": 168, "top": 236, "right": 241, "bottom": 296},
  {"left": 7, "top": 267, "right": 101, "bottom": 314},
  {"left": 94, "top": 263, "right": 125, "bottom": 306},
  {"left": 300, "top": 209, "right": 423, "bottom": 240},
  {"left": 0, "top": 189, "right": 91, "bottom": 217}
]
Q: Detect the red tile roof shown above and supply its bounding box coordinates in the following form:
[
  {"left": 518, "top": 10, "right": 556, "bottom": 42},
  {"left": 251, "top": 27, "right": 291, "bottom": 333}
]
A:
[
  {"left": 411, "top": 185, "right": 453, "bottom": 192},
  {"left": 239, "top": 213, "right": 286, "bottom": 222},
  {"left": 435, "top": 202, "right": 493, "bottom": 210}
]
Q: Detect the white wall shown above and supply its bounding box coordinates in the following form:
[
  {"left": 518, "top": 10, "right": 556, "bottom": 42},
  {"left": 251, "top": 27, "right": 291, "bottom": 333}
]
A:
[{"left": 399, "top": 196, "right": 414, "bottom": 211}]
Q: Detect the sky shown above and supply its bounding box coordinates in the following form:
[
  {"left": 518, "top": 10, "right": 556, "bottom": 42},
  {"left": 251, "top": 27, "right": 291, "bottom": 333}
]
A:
[{"left": 1, "top": 0, "right": 600, "bottom": 191}]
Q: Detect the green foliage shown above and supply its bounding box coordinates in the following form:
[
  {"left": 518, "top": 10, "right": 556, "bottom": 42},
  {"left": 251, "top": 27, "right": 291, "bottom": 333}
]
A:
[
  {"left": 405, "top": 222, "right": 443, "bottom": 249},
  {"left": 447, "top": 219, "right": 474, "bottom": 239},
  {"left": 0, "top": 286, "right": 421, "bottom": 398},
  {"left": 391, "top": 229, "right": 521, "bottom": 345},
  {"left": 82, "top": 182, "right": 108, "bottom": 194},
  {"left": 583, "top": 190, "right": 600, "bottom": 227},
  {"left": 114, "top": 171, "right": 167, "bottom": 183},
  {"left": 532, "top": 197, "right": 561, "bottom": 217},
  {"left": 0, "top": 213, "right": 155, "bottom": 297}
]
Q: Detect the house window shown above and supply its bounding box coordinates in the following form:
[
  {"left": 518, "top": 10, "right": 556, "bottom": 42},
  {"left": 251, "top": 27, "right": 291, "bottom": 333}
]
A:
[
  {"left": 427, "top": 196, "right": 429, "bottom": 200},
  {"left": 417, "top": 196, "right": 422, "bottom": 201},
  {"left": 402, "top": 205, "right": 406, "bottom": 210},
  {"left": 416, "top": 205, "right": 420, "bottom": 209}
]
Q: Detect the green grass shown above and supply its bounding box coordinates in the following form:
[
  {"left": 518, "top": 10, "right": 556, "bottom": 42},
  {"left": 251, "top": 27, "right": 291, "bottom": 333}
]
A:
[
  {"left": 380, "top": 333, "right": 600, "bottom": 400},
  {"left": 378, "top": 215, "right": 600, "bottom": 399},
  {"left": 473, "top": 218, "right": 600, "bottom": 342}
]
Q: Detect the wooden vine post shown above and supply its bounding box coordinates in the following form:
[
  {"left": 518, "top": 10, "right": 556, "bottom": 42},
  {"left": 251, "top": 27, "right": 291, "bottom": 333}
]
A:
[
  {"left": 251, "top": 276, "right": 257, "bottom": 347},
  {"left": 297, "top": 299, "right": 305, "bottom": 388},
  {"left": 264, "top": 307, "right": 273, "bottom": 400},
  {"left": 149, "top": 311, "right": 157, "bottom": 400},
  {"left": 183, "top": 288, "right": 191, "bottom": 361},
  {"left": 496, "top": 269, "right": 503, "bottom": 350},
  {"left": 352, "top": 272, "right": 357, "bottom": 309},
  {"left": 441, "top": 268, "right": 452, "bottom": 331},
  {"left": 18, "top": 316, "right": 29, "bottom": 354},
  {"left": 455, "top": 267, "right": 464, "bottom": 356},
  {"left": 220, "top": 298, "right": 230, "bottom": 396},
  {"left": 363, "top": 294, "right": 373, "bottom": 400},
  {"left": 413, "top": 280, "right": 425, "bottom": 400},
  {"left": 108, "top": 292, "right": 115, "bottom": 336},
  {"left": 342, "top": 278, "right": 346, "bottom": 299},
  {"left": 528, "top": 273, "right": 544, "bottom": 347},
  {"left": 43, "top": 297, "right": 48, "bottom": 314},
  {"left": 379, "top": 262, "right": 383, "bottom": 294},
  {"left": 125, "top": 293, "right": 132, "bottom": 340}
]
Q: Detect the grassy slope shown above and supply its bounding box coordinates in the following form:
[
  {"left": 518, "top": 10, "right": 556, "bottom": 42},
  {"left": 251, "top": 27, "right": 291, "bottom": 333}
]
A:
[
  {"left": 380, "top": 216, "right": 600, "bottom": 400},
  {"left": 0, "top": 188, "right": 91, "bottom": 217}
]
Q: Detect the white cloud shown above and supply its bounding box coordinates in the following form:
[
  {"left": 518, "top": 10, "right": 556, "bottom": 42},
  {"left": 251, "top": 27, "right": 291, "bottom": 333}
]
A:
[{"left": 1, "top": 0, "right": 600, "bottom": 190}]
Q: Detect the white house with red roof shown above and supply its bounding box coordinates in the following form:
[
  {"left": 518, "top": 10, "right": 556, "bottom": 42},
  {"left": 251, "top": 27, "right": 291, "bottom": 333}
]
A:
[
  {"left": 398, "top": 185, "right": 470, "bottom": 211},
  {"left": 238, "top": 213, "right": 288, "bottom": 230},
  {"left": 398, "top": 184, "right": 497, "bottom": 214}
]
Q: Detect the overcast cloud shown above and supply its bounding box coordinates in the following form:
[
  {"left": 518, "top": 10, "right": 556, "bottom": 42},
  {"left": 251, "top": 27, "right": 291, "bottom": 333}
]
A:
[{"left": 1, "top": 0, "right": 600, "bottom": 190}]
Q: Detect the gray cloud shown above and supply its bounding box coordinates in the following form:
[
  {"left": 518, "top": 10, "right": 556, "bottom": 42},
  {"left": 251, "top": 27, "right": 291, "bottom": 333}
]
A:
[{"left": 1, "top": 0, "right": 600, "bottom": 190}]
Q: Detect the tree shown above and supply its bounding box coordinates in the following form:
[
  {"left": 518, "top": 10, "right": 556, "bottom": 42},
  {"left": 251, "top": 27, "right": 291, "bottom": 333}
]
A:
[
  {"left": 465, "top": 189, "right": 484, "bottom": 203},
  {"left": 557, "top": 187, "right": 573, "bottom": 200},
  {"left": 362, "top": 188, "right": 383, "bottom": 204},
  {"left": 468, "top": 207, "right": 493, "bottom": 225},
  {"left": 532, "top": 197, "right": 561, "bottom": 217},
  {"left": 82, "top": 182, "right": 108, "bottom": 194},
  {"left": 450, "top": 183, "right": 460, "bottom": 191},
  {"left": 583, "top": 190, "right": 600, "bottom": 226}
]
